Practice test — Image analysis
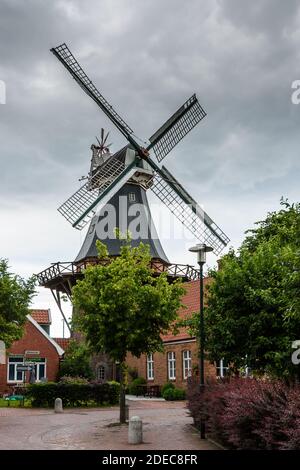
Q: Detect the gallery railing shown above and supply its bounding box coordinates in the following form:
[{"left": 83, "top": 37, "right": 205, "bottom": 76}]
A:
[{"left": 36, "top": 259, "right": 200, "bottom": 287}]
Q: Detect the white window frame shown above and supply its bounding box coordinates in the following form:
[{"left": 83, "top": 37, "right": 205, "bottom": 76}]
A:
[
  {"left": 33, "top": 360, "right": 47, "bottom": 382},
  {"left": 7, "top": 357, "right": 47, "bottom": 383},
  {"left": 183, "top": 350, "right": 192, "bottom": 379},
  {"left": 147, "top": 354, "right": 154, "bottom": 380},
  {"left": 167, "top": 352, "right": 176, "bottom": 380},
  {"left": 216, "top": 359, "right": 229, "bottom": 378},
  {"left": 7, "top": 356, "right": 25, "bottom": 383}
]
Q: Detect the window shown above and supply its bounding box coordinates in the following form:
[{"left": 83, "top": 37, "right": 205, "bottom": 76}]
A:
[
  {"left": 216, "top": 359, "right": 229, "bottom": 378},
  {"left": 167, "top": 352, "right": 176, "bottom": 380},
  {"left": 96, "top": 365, "right": 105, "bottom": 381},
  {"left": 183, "top": 350, "right": 192, "bottom": 379},
  {"left": 147, "top": 354, "right": 154, "bottom": 380},
  {"left": 33, "top": 359, "right": 46, "bottom": 382},
  {"left": 128, "top": 193, "right": 136, "bottom": 202},
  {"left": 7, "top": 356, "right": 24, "bottom": 382}
]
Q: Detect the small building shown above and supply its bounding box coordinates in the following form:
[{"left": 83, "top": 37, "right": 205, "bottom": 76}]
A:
[
  {"left": 126, "top": 279, "right": 217, "bottom": 389},
  {"left": 0, "top": 309, "right": 65, "bottom": 395}
]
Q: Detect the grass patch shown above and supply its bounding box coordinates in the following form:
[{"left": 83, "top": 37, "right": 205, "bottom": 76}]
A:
[
  {"left": 0, "top": 397, "right": 118, "bottom": 409},
  {"left": 0, "top": 398, "right": 32, "bottom": 408}
]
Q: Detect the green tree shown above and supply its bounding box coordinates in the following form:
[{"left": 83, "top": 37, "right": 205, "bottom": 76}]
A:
[
  {"left": 182, "top": 200, "right": 300, "bottom": 379},
  {"left": 58, "top": 339, "right": 93, "bottom": 380},
  {"left": 72, "top": 240, "right": 185, "bottom": 422},
  {"left": 0, "top": 259, "right": 36, "bottom": 348}
]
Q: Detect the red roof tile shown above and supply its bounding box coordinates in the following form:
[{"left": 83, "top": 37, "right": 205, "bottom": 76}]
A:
[
  {"left": 29, "top": 309, "right": 51, "bottom": 325},
  {"left": 52, "top": 338, "right": 71, "bottom": 351},
  {"left": 162, "top": 278, "right": 210, "bottom": 343}
]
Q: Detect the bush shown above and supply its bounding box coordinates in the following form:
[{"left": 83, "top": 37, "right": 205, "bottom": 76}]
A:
[
  {"left": 128, "top": 367, "right": 139, "bottom": 381},
  {"left": 128, "top": 377, "right": 147, "bottom": 395},
  {"left": 107, "top": 381, "right": 120, "bottom": 398},
  {"left": 161, "top": 382, "right": 175, "bottom": 395},
  {"left": 59, "top": 376, "right": 89, "bottom": 384},
  {"left": 162, "top": 386, "right": 186, "bottom": 401},
  {"left": 58, "top": 339, "right": 93, "bottom": 380},
  {"left": 25, "top": 381, "right": 120, "bottom": 407},
  {"left": 107, "top": 380, "right": 120, "bottom": 388},
  {"left": 187, "top": 377, "right": 300, "bottom": 450}
]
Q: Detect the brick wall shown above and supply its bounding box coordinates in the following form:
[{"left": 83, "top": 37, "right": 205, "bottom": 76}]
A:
[
  {"left": 126, "top": 278, "right": 217, "bottom": 389},
  {"left": 0, "top": 320, "right": 61, "bottom": 394},
  {"left": 127, "top": 340, "right": 217, "bottom": 389}
]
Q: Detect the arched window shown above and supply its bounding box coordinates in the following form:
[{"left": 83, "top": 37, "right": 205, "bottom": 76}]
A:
[{"left": 96, "top": 365, "right": 105, "bottom": 381}]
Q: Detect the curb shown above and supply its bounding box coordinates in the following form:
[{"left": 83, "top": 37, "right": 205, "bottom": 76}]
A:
[{"left": 190, "top": 424, "right": 227, "bottom": 450}]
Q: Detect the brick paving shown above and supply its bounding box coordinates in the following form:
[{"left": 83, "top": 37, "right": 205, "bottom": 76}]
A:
[
  {"left": 0, "top": 400, "right": 218, "bottom": 450},
  {"left": 0, "top": 407, "right": 50, "bottom": 417}
]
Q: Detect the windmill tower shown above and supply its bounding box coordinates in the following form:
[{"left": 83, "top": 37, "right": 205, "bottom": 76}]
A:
[
  {"left": 74, "top": 126, "right": 170, "bottom": 264},
  {"left": 37, "top": 43, "right": 230, "bottom": 335}
]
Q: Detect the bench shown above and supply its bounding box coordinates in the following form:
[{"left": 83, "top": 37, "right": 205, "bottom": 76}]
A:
[
  {"left": 5, "top": 395, "right": 24, "bottom": 406},
  {"left": 136, "top": 385, "right": 161, "bottom": 398}
]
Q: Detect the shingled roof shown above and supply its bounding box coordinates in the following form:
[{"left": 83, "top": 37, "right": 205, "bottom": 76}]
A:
[
  {"left": 52, "top": 337, "right": 71, "bottom": 351},
  {"left": 29, "top": 309, "right": 51, "bottom": 325}
]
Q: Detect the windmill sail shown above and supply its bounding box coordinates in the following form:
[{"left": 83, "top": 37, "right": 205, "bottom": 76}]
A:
[
  {"left": 51, "top": 43, "right": 134, "bottom": 138},
  {"left": 148, "top": 94, "right": 206, "bottom": 162},
  {"left": 58, "top": 156, "right": 136, "bottom": 230},
  {"left": 51, "top": 43, "right": 230, "bottom": 254},
  {"left": 146, "top": 162, "right": 229, "bottom": 255}
]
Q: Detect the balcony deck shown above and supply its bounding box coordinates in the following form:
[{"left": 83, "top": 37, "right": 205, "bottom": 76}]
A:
[{"left": 36, "top": 258, "right": 200, "bottom": 294}]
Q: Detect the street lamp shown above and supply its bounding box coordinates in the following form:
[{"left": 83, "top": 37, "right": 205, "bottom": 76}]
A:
[{"left": 189, "top": 243, "right": 213, "bottom": 439}]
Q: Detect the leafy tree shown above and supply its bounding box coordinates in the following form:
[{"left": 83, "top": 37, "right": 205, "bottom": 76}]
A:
[
  {"left": 183, "top": 200, "right": 300, "bottom": 379},
  {"left": 0, "top": 259, "right": 36, "bottom": 348},
  {"left": 72, "top": 240, "right": 185, "bottom": 422},
  {"left": 58, "top": 339, "right": 93, "bottom": 380}
]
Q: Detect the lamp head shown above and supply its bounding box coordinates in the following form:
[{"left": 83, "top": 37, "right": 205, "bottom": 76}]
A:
[{"left": 189, "top": 243, "right": 213, "bottom": 264}]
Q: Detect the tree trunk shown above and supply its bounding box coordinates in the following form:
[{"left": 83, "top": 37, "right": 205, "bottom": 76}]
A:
[{"left": 119, "top": 361, "right": 126, "bottom": 424}]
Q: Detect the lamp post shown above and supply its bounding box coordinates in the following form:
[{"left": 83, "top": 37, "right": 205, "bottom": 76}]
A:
[{"left": 189, "top": 243, "right": 213, "bottom": 439}]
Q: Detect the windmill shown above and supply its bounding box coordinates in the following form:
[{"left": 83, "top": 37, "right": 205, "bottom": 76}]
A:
[{"left": 51, "top": 43, "right": 230, "bottom": 259}]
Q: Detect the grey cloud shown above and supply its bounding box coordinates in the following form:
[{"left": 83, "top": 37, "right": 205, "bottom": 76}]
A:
[
  {"left": 0, "top": 0, "right": 299, "bottom": 334},
  {"left": 218, "top": 0, "right": 300, "bottom": 36}
]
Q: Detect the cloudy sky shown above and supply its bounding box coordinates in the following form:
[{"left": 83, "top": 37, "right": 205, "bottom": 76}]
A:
[{"left": 1, "top": 0, "right": 300, "bottom": 336}]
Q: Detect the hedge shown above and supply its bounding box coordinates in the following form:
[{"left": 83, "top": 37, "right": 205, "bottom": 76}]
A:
[
  {"left": 161, "top": 382, "right": 175, "bottom": 395},
  {"left": 187, "top": 377, "right": 300, "bottom": 450},
  {"left": 162, "top": 386, "right": 186, "bottom": 401},
  {"left": 25, "top": 381, "right": 120, "bottom": 407}
]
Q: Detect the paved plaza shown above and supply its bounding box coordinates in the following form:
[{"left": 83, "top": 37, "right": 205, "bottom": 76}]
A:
[{"left": 0, "top": 400, "right": 218, "bottom": 450}]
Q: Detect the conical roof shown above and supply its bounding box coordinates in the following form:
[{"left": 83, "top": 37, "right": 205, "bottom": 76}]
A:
[{"left": 75, "top": 182, "right": 169, "bottom": 264}]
